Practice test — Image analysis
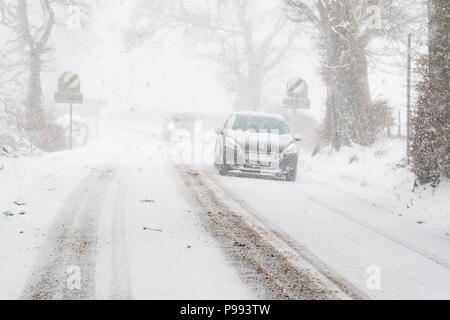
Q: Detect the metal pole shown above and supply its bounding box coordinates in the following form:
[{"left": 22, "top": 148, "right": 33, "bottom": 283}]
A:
[
  {"left": 291, "top": 96, "right": 296, "bottom": 137},
  {"left": 406, "top": 33, "right": 412, "bottom": 161},
  {"left": 293, "top": 108, "right": 296, "bottom": 137},
  {"left": 69, "top": 103, "right": 73, "bottom": 149}
]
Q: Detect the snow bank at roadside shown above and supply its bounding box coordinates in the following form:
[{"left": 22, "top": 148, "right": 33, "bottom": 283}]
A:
[
  {"left": 0, "top": 133, "right": 125, "bottom": 298},
  {"left": 0, "top": 132, "right": 38, "bottom": 159},
  {"left": 299, "top": 138, "right": 450, "bottom": 237}
]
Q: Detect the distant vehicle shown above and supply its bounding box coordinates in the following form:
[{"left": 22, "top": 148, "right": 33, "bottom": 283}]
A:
[
  {"left": 163, "top": 112, "right": 226, "bottom": 141},
  {"left": 214, "top": 111, "right": 300, "bottom": 181},
  {"left": 162, "top": 113, "right": 196, "bottom": 141}
]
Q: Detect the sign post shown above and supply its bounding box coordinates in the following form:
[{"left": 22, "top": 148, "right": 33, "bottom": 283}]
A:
[
  {"left": 69, "top": 103, "right": 73, "bottom": 149},
  {"left": 54, "top": 72, "right": 83, "bottom": 149},
  {"left": 283, "top": 77, "right": 311, "bottom": 137}
]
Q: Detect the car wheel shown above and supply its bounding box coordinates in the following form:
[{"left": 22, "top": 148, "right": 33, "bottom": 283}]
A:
[
  {"left": 219, "top": 165, "right": 230, "bottom": 176},
  {"left": 286, "top": 170, "right": 297, "bottom": 182}
]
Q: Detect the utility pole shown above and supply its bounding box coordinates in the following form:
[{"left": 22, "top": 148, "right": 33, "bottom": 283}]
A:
[{"left": 406, "top": 33, "right": 412, "bottom": 161}]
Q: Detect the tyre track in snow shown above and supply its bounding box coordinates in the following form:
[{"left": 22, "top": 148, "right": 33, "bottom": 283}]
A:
[
  {"left": 177, "top": 165, "right": 365, "bottom": 300},
  {"left": 21, "top": 162, "right": 119, "bottom": 300},
  {"left": 207, "top": 169, "right": 450, "bottom": 298},
  {"left": 202, "top": 170, "right": 369, "bottom": 299},
  {"left": 275, "top": 180, "right": 450, "bottom": 271},
  {"left": 110, "top": 164, "right": 133, "bottom": 299}
]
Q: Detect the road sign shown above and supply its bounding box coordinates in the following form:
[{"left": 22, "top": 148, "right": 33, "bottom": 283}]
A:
[
  {"left": 54, "top": 92, "right": 83, "bottom": 104},
  {"left": 54, "top": 72, "right": 84, "bottom": 149},
  {"left": 283, "top": 97, "right": 311, "bottom": 109},
  {"left": 64, "top": 72, "right": 80, "bottom": 89},
  {"left": 283, "top": 77, "right": 312, "bottom": 137},
  {"left": 284, "top": 77, "right": 311, "bottom": 109},
  {"left": 287, "top": 77, "right": 308, "bottom": 98},
  {"left": 54, "top": 71, "right": 83, "bottom": 104}
]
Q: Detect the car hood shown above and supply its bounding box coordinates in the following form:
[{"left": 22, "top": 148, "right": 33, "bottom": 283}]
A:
[{"left": 226, "top": 130, "right": 294, "bottom": 153}]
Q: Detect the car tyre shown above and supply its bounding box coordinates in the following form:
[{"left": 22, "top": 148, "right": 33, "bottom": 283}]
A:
[
  {"left": 218, "top": 165, "right": 230, "bottom": 176},
  {"left": 286, "top": 170, "right": 297, "bottom": 182}
]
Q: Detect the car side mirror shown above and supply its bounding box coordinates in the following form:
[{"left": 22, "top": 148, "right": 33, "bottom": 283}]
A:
[
  {"left": 215, "top": 128, "right": 224, "bottom": 135},
  {"left": 295, "top": 135, "right": 302, "bottom": 142}
]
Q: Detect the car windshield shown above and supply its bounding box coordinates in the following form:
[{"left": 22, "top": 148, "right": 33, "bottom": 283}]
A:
[{"left": 231, "top": 115, "right": 290, "bottom": 134}]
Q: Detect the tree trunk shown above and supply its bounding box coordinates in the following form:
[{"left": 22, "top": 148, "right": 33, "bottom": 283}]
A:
[
  {"left": 16, "top": 0, "right": 53, "bottom": 132},
  {"left": 25, "top": 49, "right": 45, "bottom": 131},
  {"left": 320, "top": 0, "right": 374, "bottom": 150},
  {"left": 235, "top": 65, "right": 264, "bottom": 111}
]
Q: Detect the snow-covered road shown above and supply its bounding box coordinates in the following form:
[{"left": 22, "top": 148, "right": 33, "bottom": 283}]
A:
[
  {"left": 204, "top": 167, "right": 450, "bottom": 299},
  {"left": 0, "top": 126, "right": 252, "bottom": 299},
  {"left": 1, "top": 119, "right": 449, "bottom": 300}
]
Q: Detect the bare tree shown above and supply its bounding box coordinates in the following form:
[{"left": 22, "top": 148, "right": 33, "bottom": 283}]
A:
[
  {"left": 285, "top": 0, "right": 425, "bottom": 150},
  {"left": 16, "top": 0, "right": 54, "bottom": 131},
  {"left": 128, "top": 0, "right": 299, "bottom": 111},
  {"left": 1, "top": 0, "right": 56, "bottom": 132},
  {"left": 0, "top": 0, "right": 90, "bottom": 136}
]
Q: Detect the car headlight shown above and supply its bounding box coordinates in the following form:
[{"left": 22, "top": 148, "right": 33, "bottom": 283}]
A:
[
  {"left": 283, "top": 142, "right": 298, "bottom": 154},
  {"left": 224, "top": 137, "right": 240, "bottom": 151}
]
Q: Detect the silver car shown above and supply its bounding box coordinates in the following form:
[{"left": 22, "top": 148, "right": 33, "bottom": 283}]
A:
[{"left": 214, "top": 112, "right": 299, "bottom": 181}]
